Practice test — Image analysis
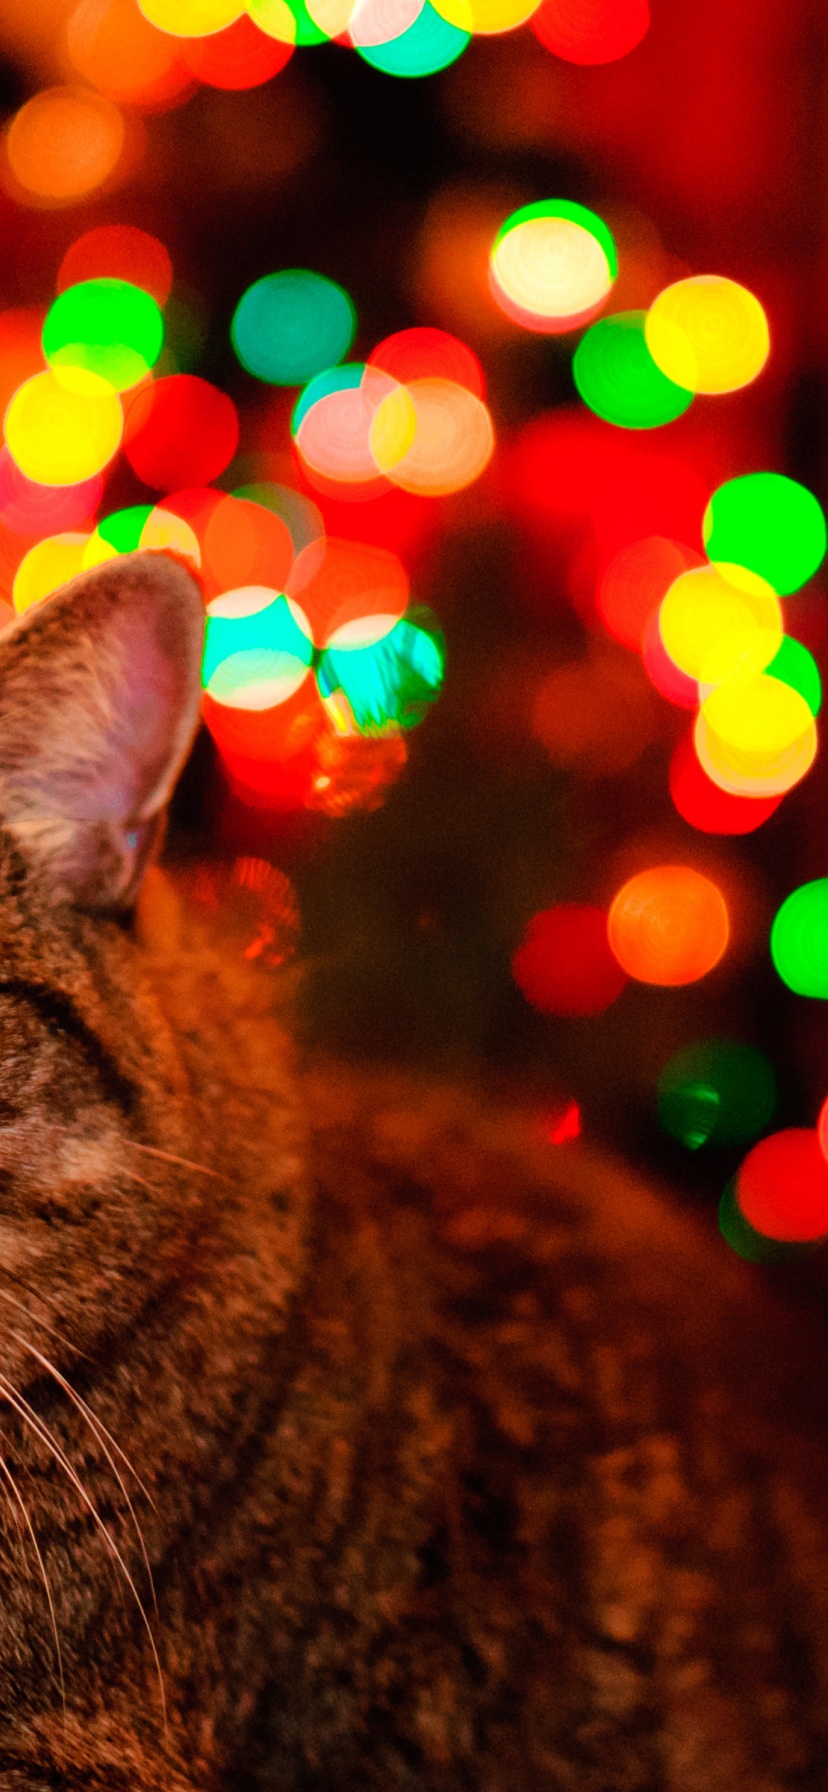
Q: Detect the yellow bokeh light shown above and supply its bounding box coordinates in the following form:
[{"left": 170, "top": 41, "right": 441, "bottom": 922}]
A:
[
  {"left": 659, "top": 563, "right": 782, "bottom": 685},
  {"left": 645, "top": 275, "right": 770, "bottom": 395},
  {"left": 138, "top": 0, "right": 244, "bottom": 33},
  {"left": 13, "top": 533, "right": 90, "bottom": 613},
  {"left": 432, "top": 0, "right": 536, "bottom": 31},
  {"left": 245, "top": 0, "right": 298, "bottom": 40},
  {"left": 141, "top": 506, "right": 201, "bottom": 564},
  {"left": 368, "top": 382, "right": 417, "bottom": 473},
  {"left": 5, "top": 369, "right": 123, "bottom": 486},
  {"left": 695, "top": 674, "right": 817, "bottom": 796},
  {"left": 387, "top": 377, "right": 494, "bottom": 496},
  {"left": 5, "top": 87, "right": 125, "bottom": 206},
  {"left": 81, "top": 530, "right": 119, "bottom": 570},
  {"left": 490, "top": 217, "right": 613, "bottom": 328}
]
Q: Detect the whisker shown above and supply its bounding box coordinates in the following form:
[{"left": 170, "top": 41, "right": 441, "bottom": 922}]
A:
[
  {"left": 0, "top": 1444, "right": 66, "bottom": 1726},
  {"left": 0, "top": 1270, "right": 89, "bottom": 1358},
  {"left": 123, "top": 1140, "right": 229, "bottom": 1182},
  {"left": 0, "top": 1374, "right": 166, "bottom": 1732},
  {"left": 10, "top": 1333, "right": 158, "bottom": 1613}
]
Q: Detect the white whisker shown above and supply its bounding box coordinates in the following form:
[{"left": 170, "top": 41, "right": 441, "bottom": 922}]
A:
[
  {"left": 0, "top": 1444, "right": 66, "bottom": 1726},
  {"left": 123, "top": 1140, "right": 228, "bottom": 1182},
  {"left": 0, "top": 1373, "right": 166, "bottom": 1732},
  {"left": 10, "top": 1333, "right": 157, "bottom": 1612}
]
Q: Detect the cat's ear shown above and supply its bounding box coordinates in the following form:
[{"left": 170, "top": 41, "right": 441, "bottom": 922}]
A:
[{"left": 0, "top": 551, "right": 205, "bottom": 910}]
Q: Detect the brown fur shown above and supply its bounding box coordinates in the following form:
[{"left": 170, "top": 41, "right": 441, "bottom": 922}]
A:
[{"left": 0, "top": 555, "right": 826, "bottom": 1789}]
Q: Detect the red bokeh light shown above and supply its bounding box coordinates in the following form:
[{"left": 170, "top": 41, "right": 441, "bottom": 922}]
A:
[
  {"left": 512, "top": 903, "right": 628, "bottom": 1016},
  {"left": 598, "top": 535, "right": 702, "bottom": 650},
  {"left": 368, "top": 327, "right": 485, "bottom": 398},
  {"left": 58, "top": 225, "right": 174, "bottom": 306},
  {"left": 531, "top": 0, "right": 650, "bottom": 64},
  {"left": 669, "top": 732, "right": 783, "bottom": 834},
  {"left": 736, "top": 1129, "right": 828, "bottom": 1243},
  {"left": 180, "top": 14, "right": 294, "bottom": 89},
  {"left": 124, "top": 376, "right": 239, "bottom": 491}
]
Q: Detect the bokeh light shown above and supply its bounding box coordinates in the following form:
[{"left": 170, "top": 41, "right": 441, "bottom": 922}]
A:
[
  {"left": 43, "top": 279, "right": 164, "bottom": 393},
  {"left": 66, "top": 0, "right": 192, "bottom": 109},
  {"left": 0, "top": 449, "right": 100, "bottom": 540},
  {"left": 0, "top": 311, "right": 47, "bottom": 421},
  {"left": 598, "top": 536, "right": 700, "bottom": 649},
  {"left": 287, "top": 536, "right": 409, "bottom": 644},
  {"left": 573, "top": 310, "right": 692, "bottom": 429},
  {"left": 293, "top": 365, "right": 394, "bottom": 490},
  {"left": 58, "top": 226, "right": 174, "bottom": 307},
  {"left": 702, "top": 472, "right": 827, "bottom": 596},
  {"left": 83, "top": 501, "right": 201, "bottom": 567},
  {"left": 5, "top": 369, "right": 123, "bottom": 486},
  {"left": 532, "top": 0, "right": 648, "bottom": 60},
  {"left": 770, "top": 880, "right": 828, "bottom": 998},
  {"left": 490, "top": 200, "right": 616, "bottom": 331},
  {"left": 232, "top": 271, "right": 355, "bottom": 386},
  {"left": 669, "top": 732, "right": 782, "bottom": 834},
  {"left": 531, "top": 649, "right": 655, "bottom": 774},
  {"left": 659, "top": 563, "right": 782, "bottom": 685},
  {"left": 124, "top": 374, "right": 239, "bottom": 489},
  {"left": 317, "top": 607, "right": 443, "bottom": 734},
  {"left": 137, "top": 0, "right": 245, "bottom": 34},
  {"left": 180, "top": 11, "right": 294, "bottom": 83},
  {"left": 696, "top": 674, "right": 817, "bottom": 797},
  {"left": 201, "top": 494, "right": 294, "bottom": 598},
  {"left": 202, "top": 588, "right": 313, "bottom": 692},
  {"left": 644, "top": 275, "right": 770, "bottom": 395},
  {"left": 641, "top": 610, "right": 699, "bottom": 706},
  {"left": 13, "top": 532, "right": 89, "bottom": 613},
  {"left": 385, "top": 377, "right": 494, "bottom": 495},
  {"left": 433, "top": 0, "right": 541, "bottom": 34},
  {"left": 719, "top": 1179, "right": 814, "bottom": 1264},
  {"left": 512, "top": 903, "right": 627, "bottom": 1015},
  {"left": 5, "top": 87, "right": 126, "bottom": 205},
  {"left": 766, "top": 635, "right": 822, "bottom": 715},
  {"left": 735, "top": 1129, "right": 828, "bottom": 1243},
  {"left": 368, "top": 326, "right": 485, "bottom": 396},
  {"left": 658, "top": 1038, "right": 776, "bottom": 1149},
  {"left": 355, "top": 3, "right": 470, "bottom": 75},
  {"left": 607, "top": 864, "right": 730, "bottom": 986}
]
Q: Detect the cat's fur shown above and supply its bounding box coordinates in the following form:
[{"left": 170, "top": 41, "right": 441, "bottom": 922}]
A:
[{"left": 0, "top": 553, "right": 826, "bottom": 1789}]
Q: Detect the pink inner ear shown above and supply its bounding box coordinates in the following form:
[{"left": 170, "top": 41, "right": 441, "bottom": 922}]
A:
[{"left": 74, "top": 611, "right": 194, "bottom": 826}]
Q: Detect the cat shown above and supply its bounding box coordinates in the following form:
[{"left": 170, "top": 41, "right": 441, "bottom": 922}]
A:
[{"left": 0, "top": 551, "right": 826, "bottom": 1790}]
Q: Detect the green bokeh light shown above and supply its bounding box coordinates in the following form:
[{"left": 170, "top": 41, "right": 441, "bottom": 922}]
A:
[
  {"left": 573, "top": 310, "right": 693, "bottom": 430},
  {"left": 658, "top": 1039, "right": 776, "bottom": 1150},
  {"left": 43, "top": 279, "right": 164, "bottom": 394},
  {"left": 493, "top": 199, "right": 618, "bottom": 281},
  {"left": 231, "top": 271, "right": 356, "bottom": 388},
  {"left": 355, "top": 4, "right": 470, "bottom": 78},
  {"left": 703, "top": 472, "right": 827, "bottom": 595},
  {"left": 316, "top": 609, "right": 445, "bottom": 733},
  {"left": 766, "top": 634, "right": 822, "bottom": 716},
  {"left": 202, "top": 594, "right": 313, "bottom": 690},
  {"left": 98, "top": 504, "right": 153, "bottom": 553},
  {"left": 770, "top": 879, "right": 828, "bottom": 997}
]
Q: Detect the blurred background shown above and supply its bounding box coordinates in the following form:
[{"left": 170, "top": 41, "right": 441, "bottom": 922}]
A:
[{"left": 0, "top": 0, "right": 825, "bottom": 1252}]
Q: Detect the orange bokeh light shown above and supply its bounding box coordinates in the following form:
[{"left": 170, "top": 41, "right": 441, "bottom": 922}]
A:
[
  {"left": 5, "top": 86, "right": 126, "bottom": 205},
  {"left": 607, "top": 864, "right": 730, "bottom": 986},
  {"left": 66, "top": 0, "right": 193, "bottom": 110}
]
